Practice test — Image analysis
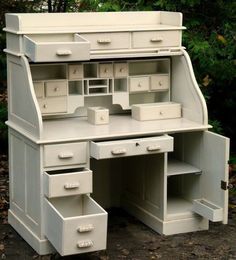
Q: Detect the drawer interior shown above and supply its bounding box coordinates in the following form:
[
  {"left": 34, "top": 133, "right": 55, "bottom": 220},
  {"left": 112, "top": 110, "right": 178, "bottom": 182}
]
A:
[
  {"left": 45, "top": 167, "right": 88, "bottom": 175},
  {"left": 48, "top": 195, "right": 105, "bottom": 218}
]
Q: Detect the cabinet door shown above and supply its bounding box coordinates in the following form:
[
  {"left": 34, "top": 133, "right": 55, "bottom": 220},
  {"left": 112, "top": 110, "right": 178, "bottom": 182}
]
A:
[{"left": 197, "top": 131, "right": 229, "bottom": 223}]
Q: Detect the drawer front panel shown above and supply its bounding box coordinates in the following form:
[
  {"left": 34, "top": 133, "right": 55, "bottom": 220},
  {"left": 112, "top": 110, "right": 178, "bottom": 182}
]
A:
[
  {"left": 90, "top": 135, "right": 173, "bottom": 159},
  {"left": 44, "top": 195, "right": 107, "bottom": 256},
  {"left": 38, "top": 97, "right": 67, "bottom": 114},
  {"left": 132, "top": 31, "right": 180, "bottom": 48},
  {"left": 150, "top": 75, "right": 169, "bottom": 91},
  {"left": 114, "top": 63, "right": 128, "bottom": 78},
  {"left": 129, "top": 77, "right": 149, "bottom": 92},
  {"left": 99, "top": 63, "right": 113, "bottom": 78},
  {"left": 68, "top": 64, "right": 83, "bottom": 80},
  {"left": 24, "top": 35, "right": 90, "bottom": 62},
  {"left": 80, "top": 32, "right": 130, "bottom": 50},
  {"left": 44, "top": 142, "right": 87, "bottom": 167},
  {"left": 45, "top": 81, "right": 68, "bottom": 97},
  {"left": 132, "top": 102, "right": 181, "bottom": 121},
  {"left": 33, "top": 81, "right": 44, "bottom": 98},
  {"left": 44, "top": 168, "right": 92, "bottom": 198}
]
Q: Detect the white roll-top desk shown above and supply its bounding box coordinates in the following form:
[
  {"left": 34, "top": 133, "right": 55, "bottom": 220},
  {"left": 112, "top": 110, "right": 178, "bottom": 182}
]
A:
[{"left": 4, "top": 11, "right": 229, "bottom": 256}]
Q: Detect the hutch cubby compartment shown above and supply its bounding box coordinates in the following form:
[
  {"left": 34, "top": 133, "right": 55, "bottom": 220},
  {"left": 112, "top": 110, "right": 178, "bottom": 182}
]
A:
[{"left": 5, "top": 11, "right": 229, "bottom": 257}]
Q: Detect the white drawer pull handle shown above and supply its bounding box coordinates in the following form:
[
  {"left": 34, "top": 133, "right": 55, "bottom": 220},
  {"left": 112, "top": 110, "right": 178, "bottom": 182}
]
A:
[
  {"left": 150, "top": 38, "right": 163, "bottom": 43},
  {"left": 97, "top": 39, "right": 111, "bottom": 44},
  {"left": 64, "top": 182, "right": 79, "bottom": 190},
  {"left": 58, "top": 152, "right": 74, "bottom": 159},
  {"left": 111, "top": 148, "right": 126, "bottom": 155},
  {"left": 77, "top": 224, "right": 94, "bottom": 233},
  {"left": 56, "top": 50, "right": 72, "bottom": 56},
  {"left": 147, "top": 145, "right": 161, "bottom": 152},
  {"left": 77, "top": 240, "right": 93, "bottom": 248}
]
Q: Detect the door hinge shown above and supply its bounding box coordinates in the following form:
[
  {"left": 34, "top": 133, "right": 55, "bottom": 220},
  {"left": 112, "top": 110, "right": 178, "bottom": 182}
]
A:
[{"left": 221, "top": 180, "right": 234, "bottom": 190}]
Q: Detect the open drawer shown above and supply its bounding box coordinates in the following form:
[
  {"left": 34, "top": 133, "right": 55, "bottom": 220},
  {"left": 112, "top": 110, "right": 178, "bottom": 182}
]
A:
[
  {"left": 90, "top": 135, "right": 173, "bottom": 159},
  {"left": 43, "top": 168, "right": 92, "bottom": 198},
  {"left": 23, "top": 34, "right": 90, "bottom": 62},
  {"left": 44, "top": 195, "right": 107, "bottom": 256},
  {"left": 193, "top": 199, "right": 223, "bottom": 222}
]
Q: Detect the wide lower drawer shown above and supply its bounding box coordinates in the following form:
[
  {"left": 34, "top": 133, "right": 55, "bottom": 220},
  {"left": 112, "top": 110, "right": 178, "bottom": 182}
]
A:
[
  {"left": 44, "top": 142, "right": 87, "bottom": 167},
  {"left": 132, "top": 30, "right": 181, "bottom": 48},
  {"left": 80, "top": 32, "right": 130, "bottom": 50},
  {"left": 132, "top": 102, "right": 181, "bottom": 121},
  {"left": 23, "top": 34, "right": 90, "bottom": 62},
  {"left": 44, "top": 195, "right": 107, "bottom": 256},
  {"left": 90, "top": 135, "right": 173, "bottom": 160},
  {"left": 43, "top": 168, "right": 92, "bottom": 198}
]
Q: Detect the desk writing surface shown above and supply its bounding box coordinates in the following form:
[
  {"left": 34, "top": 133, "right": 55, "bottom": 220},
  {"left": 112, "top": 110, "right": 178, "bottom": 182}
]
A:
[{"left": 41, "top": 115, "right": 210, "bottom": 144}]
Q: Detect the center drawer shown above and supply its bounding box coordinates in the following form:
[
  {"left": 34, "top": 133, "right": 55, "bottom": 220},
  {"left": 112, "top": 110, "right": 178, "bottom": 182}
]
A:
[
  {"left": 43, "top": 168, "right": 92, "bottom": 198},
  {"left": 44, "top": 195, "right": 107, "bottom": 256},
  {"left": 44, "top": 142, "right": 87, "bottom": 167},
  {"left": 90, "top": 135, "right": 173, "bottom": 160}
]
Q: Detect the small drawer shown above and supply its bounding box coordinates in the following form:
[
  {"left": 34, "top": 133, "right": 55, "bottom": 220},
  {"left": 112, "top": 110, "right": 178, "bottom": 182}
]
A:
[
  {"left": 193, "top": 199, "right": 223, "bottom": 222},
  {"left": 68, "top": 64, "right": 83, "bottom": 80},
  {"left": 99, "top": 63, "right": 113, "bottom": 78},
  {"left": 80, "top": 32, "right": 130, "bottom": 50},
  {"left": 132, "top": 31, "right": 181, "bottom": 49},
  {"left": 150, "top": 75, "right": 169, "bottom": 91},
  {"left": 114, "top": 63, "right": 128, "bottom": 78},
  {"left": 43, "top": 168, "right": 92, "bottom": 198},
  {"left": 33, "top": 81, "right": 44, "bottom": 98},
  {"left": 38, "top": 97, "right": 67, "bottom": 114},
  {"left": 87, "top": 107, "right": 109, "bottom": 125},
  {"left": 44, "top": 195, "right": 107, "bottom": 256},
  {"left": 44, "top": 142, "right": 87, "bottom": 167},
  {"left": 23, "top": 34, "right": 90, "bottom": 62},
  {"left": 132, "top": 102, "right": 181, "bottom": 121},
  {"left": 129, "top": 77, "right": 149, "bottom": 93},
  {"left": 45, "top": 81, "right": 68, "bottom": 97},
  {"left": 90, "top": 135, "right": 173, "bottom": 160}
]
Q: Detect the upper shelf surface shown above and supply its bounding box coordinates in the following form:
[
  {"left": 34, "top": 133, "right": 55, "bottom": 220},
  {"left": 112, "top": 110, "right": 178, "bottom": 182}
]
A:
[{"left": 4, "top": 11, "right": 185, "bottom": 34}]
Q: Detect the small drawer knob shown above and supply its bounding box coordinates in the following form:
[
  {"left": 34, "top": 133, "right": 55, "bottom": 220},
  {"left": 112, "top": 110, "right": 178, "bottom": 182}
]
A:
[
  {"left": 77, "top": 224, "right": 94, "bottom": 233},
  {"left": 64, "top": 182, "right": 80, "bottom": 190},
  {"left": 73, "top": 69, "right": 77, "bottom": 74},
  {"left": 138, "top": 83, "right": 142, "bottom": 87},
  {"left": 100, "top": 116, "right": 105, "bottom": 121},
  {"left": 120, "top": 68, "right": 124, "bottom": 72},
  {"left": 104, "top": 69, "right": 108, "bottom": 73},
  {"left": 54, "top": 87, "right": 59, "bottom": 92},
  {"left": 43, "top": 104, "right": 47, "bottom": 109},
  {"left": 77, "top": 240, "right": 93, "bottom": 248},
  {"left": 159, "top": 81, "right": 162, "bottom": 86}
]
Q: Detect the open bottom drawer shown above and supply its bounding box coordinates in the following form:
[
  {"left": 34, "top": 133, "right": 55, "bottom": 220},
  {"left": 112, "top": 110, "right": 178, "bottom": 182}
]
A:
[{"left": 44, "top": 195, "right": 107, "bottom": 256}]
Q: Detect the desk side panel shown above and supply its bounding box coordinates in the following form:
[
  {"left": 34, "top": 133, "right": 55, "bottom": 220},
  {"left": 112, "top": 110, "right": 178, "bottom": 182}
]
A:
[{"left": 7, "top": 54, "right": 43, "bottom": 138}]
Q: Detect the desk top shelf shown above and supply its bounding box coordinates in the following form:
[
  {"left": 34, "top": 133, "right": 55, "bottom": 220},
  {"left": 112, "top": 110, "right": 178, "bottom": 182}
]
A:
[{"left": 39, "top": 115, "right": 211, "bottom": 144}]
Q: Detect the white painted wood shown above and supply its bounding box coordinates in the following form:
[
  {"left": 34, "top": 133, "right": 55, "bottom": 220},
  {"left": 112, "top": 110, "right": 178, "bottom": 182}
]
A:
[
  {"left": 133, "top": 31, "right": 180, "bottom": 48},
  {"left": 68, "top": 64, "right": 83, "bottom": 80},
  {"left": 129, "top": 76, "right": 149, "bottom": 92},
  {"left": 45, "top": 81, "right": 68, "bottom": 97},
  {"left": 44, "top": 195, "right": 107, "bottom": 256},
  {"left": 33, "top": 81, "right": 44, "bottom": 98},
  {"left": 43, "top": 168, "right": 92, "bottom": 198},
  {"left": 80, "top": 32, "right": 130, "bottom": 50},
  {"left": 23, "top": 34, "right": 90, "bottom": 62},
  {"left": 200, "top": 131, "right": 229, "bottom": 223},
  {"left": 150, "top": 75, "right": 169, "bottom": 91},
  {"left": 38, "top": 97, "right": 67, "bottom": 114},
  {"left": 87, "top": 107, "right": 109, "bottom": 125},
  {"left": 132, "top": 102, "right": 181, "bottom": 121},
  {"left": 44, "top": 142, "right": 87, "bottom": 167},
  {"left": 193, "top": 199, "right": 223, "bottom": 222},
  {"left": 99, "top": 63, "right": 113, "bottom": 78},
  {"left": 114, "top": 62, "right": 128, "bottom": 78},
  {"left": 90, "top": 135, "right": 173, "bottom": 159},
  {"left": 167, "top": 158, "right": 202, "bottom": 176}
]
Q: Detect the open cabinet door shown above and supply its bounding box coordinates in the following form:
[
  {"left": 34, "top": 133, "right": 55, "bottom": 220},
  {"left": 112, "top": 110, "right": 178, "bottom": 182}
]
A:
[{"left": 193, "top": 131, "right": 229, "bottom": 224}]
